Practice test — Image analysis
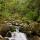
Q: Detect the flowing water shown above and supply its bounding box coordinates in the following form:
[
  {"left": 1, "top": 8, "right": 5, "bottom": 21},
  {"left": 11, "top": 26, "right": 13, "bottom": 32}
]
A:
[
  {"left": 8, "top": 32, "right": 27, "bottom": 40},
  {"left": 5, "top": 26, "right": 28, "bottom": 40}
]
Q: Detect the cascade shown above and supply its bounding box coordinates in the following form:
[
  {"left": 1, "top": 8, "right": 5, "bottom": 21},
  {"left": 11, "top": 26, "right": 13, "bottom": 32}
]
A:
[{"left": 5, "top": 26, "right": 27, "bottom": 40}]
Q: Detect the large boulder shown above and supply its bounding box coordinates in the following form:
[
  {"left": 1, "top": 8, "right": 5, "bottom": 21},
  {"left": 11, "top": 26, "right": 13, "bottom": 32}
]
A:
[{"left": 0, "top": 23, "right": 12, "bottom": 37}]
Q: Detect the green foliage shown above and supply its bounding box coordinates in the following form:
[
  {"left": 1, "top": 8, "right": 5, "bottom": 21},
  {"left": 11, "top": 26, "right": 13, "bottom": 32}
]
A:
[
  {"left": 0, "top": 0, "right": 40, "bottom": 21},
  {"left": 25, "top": 11, "right": 38, "bottom": 21},
  {"left": 38, "top": 16, "right": 40, "bottom": 21},
  {"left": 10, "top": 26, "right": 16, "bottom": 32}
]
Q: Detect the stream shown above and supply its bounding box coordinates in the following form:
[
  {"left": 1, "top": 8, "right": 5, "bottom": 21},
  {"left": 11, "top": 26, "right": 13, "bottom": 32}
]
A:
[{"left": 5, "top": 26, "right": 28, "bottom": 40}]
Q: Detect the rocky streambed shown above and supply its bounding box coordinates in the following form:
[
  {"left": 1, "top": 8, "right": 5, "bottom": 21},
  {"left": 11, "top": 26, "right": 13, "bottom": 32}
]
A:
[{"left": 0, "top": 20, "right": 40, "bottom": 40}]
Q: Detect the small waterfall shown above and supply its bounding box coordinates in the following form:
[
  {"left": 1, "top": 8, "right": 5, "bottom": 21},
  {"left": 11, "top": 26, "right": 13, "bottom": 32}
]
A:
[
  {"left": 5, "top": 26, "right": 28, "bottom": 40},
  {"left": 15, "top": 26, "right": 19, "bottom": 32}
]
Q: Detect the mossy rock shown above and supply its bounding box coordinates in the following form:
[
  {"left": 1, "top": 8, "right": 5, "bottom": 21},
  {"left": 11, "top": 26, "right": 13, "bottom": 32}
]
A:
[{"left": 0, "top": 23, "right": 11, "bottom": 37}]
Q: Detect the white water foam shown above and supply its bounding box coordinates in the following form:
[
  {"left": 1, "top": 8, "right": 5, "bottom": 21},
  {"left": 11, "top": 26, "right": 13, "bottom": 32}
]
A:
[
  {"left": 5, "top": 26, "right": 28, "bottom": 40},
  {"left": 8, "top": 32, "right": 27, "bottom": 40}
]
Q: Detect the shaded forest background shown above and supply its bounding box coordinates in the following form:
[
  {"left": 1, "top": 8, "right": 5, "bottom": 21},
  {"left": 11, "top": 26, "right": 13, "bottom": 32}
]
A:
[{"left": 0, "top": 0, "right": 40, "bottom": 21}]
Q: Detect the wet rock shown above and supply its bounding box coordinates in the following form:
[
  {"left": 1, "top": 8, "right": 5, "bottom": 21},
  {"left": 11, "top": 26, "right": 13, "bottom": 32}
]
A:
[
  {"left": 6, "top": 31, "right": 12, "bottom": 37},
  {"left": 0, "top": 35, "right": 3, "bottom": 39},
  {"left": 32, "top": 36, "right": 40, "bottom": 40},
  {"left": 5, "top": 38, "right": 9, "bottom": 40},
  {"left": 0, "top": 35, "right": 6, "bottom": 40}
]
